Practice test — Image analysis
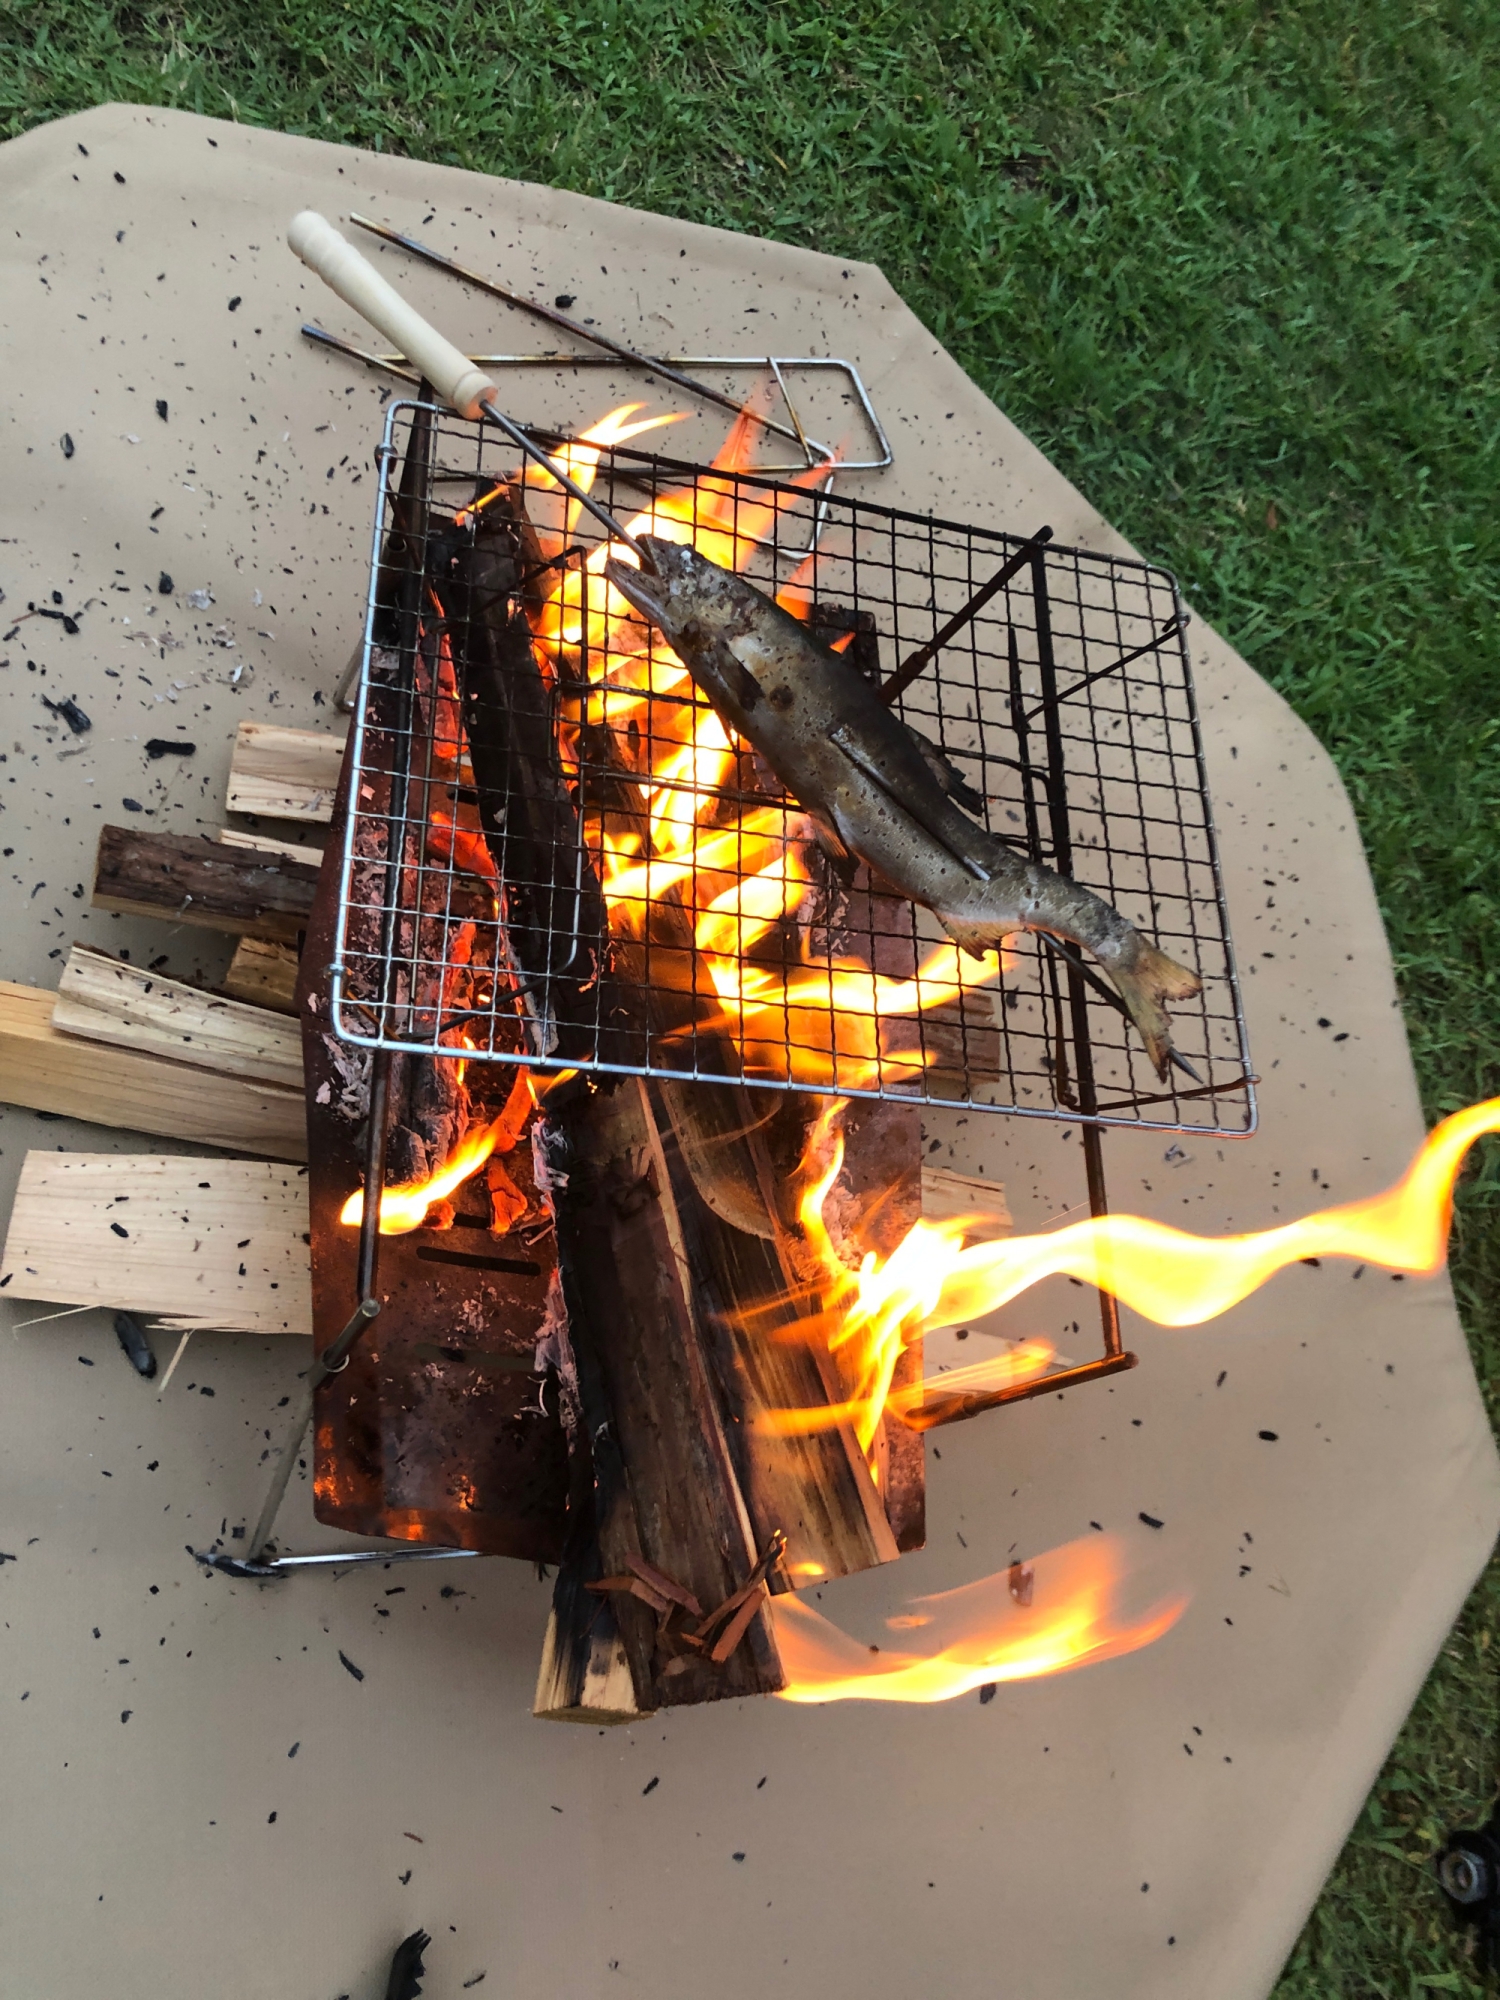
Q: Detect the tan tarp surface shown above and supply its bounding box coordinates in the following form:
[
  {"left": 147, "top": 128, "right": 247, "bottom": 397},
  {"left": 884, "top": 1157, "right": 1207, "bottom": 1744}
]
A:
[{"left": 0, "top": 103, "right": 1495, "bottom": 2000}]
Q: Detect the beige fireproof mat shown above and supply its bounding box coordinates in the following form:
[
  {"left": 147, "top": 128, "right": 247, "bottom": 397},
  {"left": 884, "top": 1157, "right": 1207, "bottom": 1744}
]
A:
[{"left": 0, "top": 104, "right": 1495, "bottom": 2000}]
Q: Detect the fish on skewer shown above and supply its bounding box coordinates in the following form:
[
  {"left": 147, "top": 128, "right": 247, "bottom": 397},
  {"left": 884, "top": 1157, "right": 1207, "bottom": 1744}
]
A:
[{"left": 606, "top": 538, "right": 1202, "bottom": 1080}]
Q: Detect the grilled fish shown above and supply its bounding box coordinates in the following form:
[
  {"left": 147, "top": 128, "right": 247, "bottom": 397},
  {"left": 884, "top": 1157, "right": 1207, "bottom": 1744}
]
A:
[{"left": 606, "top": 538, "right": 1202, "bottom": 1079}]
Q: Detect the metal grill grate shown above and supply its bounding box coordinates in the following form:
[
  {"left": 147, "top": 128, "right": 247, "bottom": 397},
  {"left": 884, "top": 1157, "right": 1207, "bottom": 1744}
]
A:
[{"left": 331, "top": 399, "right": 1255, "bottom": 1137}]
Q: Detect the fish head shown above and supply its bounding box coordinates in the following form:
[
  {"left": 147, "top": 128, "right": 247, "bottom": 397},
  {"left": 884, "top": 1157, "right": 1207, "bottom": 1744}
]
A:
[{"left": 604, "top": 540, "right": 716, "bottom": 640}]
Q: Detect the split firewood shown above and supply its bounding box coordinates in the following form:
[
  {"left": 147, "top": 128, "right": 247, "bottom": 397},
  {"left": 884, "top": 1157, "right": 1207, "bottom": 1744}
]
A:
[
  {"left": 0, "top": 981, "right": 305, "bottom": 1161},
  {"left": 540, "top": 1076, "right": 786, "bottom": 1709},
  {"left": 53, "top": 944, "right": 302, "bottom": 1091},
  {"left": 216, "top": 827, "right": 325, "bottom": 868},
  {"left": 225, "top": 719, "right": 346, "bottom": 823},
  {"left": 92, "top": 824, "right": 319, "bottom": 943},
  {"left": 223, "top": 937, "right": 300, "bottom": 1015},
  {"left": 0, "top": 1150, "right": 312, "bottom": 1334}
]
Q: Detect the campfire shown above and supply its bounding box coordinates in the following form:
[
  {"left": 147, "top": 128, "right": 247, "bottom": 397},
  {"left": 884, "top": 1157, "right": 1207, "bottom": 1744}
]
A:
[{"left": 268, "top": 216, "right": 1497, "bottom": 1720}]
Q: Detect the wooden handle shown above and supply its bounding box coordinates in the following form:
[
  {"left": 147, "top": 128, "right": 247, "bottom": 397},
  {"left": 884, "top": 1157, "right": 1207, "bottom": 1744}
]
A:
[{"left": 288, "top": 211, "right": 497, "bottom": 420}]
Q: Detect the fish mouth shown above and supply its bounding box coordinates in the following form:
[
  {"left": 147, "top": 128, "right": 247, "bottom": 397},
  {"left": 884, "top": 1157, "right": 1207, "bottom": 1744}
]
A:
[{"left": 604, "top": 556, "right": 667, "bottom": 626}]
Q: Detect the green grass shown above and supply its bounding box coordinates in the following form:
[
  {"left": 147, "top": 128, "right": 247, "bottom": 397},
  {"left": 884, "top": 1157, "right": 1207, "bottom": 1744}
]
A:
[{"left": 3, "top": 1, "right": 1499, "bottom": 1988}]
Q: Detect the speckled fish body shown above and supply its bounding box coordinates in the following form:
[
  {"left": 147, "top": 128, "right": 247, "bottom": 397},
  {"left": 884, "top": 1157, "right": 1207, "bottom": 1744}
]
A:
[{"left": 606, "top": 537, "right": 1202, "bottom": 1079}]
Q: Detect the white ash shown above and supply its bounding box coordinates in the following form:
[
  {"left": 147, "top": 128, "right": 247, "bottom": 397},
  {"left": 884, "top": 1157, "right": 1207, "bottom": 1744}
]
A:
[
  {"left": 319, "top": 1034, "right": 372, "bottom": 1122},
  {"left": 184, "top": 586, "right": 214, "bottom": 610}
]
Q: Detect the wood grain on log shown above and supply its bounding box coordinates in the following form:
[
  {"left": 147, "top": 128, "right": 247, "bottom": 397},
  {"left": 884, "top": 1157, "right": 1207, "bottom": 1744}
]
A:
[
  {"left": 92, "top": 824, "right": 319, "bottom": 942},
  {"left": 217, "top": 827, "right": 326, "bottom": 868},
  {"left": 223, "top": 937, "right": 300, "bottom": 1015},
  {"left": 54, "top": 945, "right": 303, "bottom": 1091},
  {"left": 226, "top": 720, "right": 345, "bottom": 823},
  {"left": 0, "top": 981, "right": 306, "bottom": 1161},
  {"left": 0, "top": 1151, "right": 312, "bottom": 1334}
]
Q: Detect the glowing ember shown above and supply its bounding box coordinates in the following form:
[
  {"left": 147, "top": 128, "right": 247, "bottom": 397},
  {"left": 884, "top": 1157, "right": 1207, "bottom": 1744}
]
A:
[
  {"left": 339, "top": 1109, "right": 511, "bottom": 1235},
  {"left": 770, "top": 1534, "right": 1186, "bottom": 1703}
]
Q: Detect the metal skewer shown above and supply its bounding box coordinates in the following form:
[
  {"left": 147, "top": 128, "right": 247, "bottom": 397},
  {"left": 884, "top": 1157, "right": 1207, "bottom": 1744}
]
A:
[{"left": 348, "top": 211, "right": 817, "bottom": 456}]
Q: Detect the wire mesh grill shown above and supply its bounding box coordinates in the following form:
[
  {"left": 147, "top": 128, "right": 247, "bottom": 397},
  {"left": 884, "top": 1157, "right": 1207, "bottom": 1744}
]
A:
[{"left": 331, "top": 399, "right": 1255, "bottom": 1136}]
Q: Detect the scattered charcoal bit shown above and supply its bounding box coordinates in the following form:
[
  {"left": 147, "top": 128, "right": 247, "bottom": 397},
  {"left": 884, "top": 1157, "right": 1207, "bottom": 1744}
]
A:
[
  {"left": 1139, "top": 1512, "right": 1164, "bottom": 1530},
  {"left": 41, "top": 695, "right": 91, "bottom": 735},
  {"left": 113, "top": 171, "right": 125, "bottom": 184},
  {"left": 267, "top": 1811, "right": 277, "bottom": 1823},
  {"left": 554, "top": 293, "right": 576, "bottom": 308},
  {"left": 77, "top": 1355, "right": 95, "bottom": 1366},
  {"left": 157, "top": 573, "right": 173, "bottom": 595},
  {"left": 403, "top": 1831, "right": 424, "bottom": 1844},
  {"left": 121, "top": 798, "right": 143, "bottom": 813},
  {"left": 732, "top": 1851, "right": 746, "bottom": 1862},
  {"left": 155, "top": 399, "right": 168, "bottom": 421},
  {"left": 145, "top": 738, "right": 195, "bottom": 759},
  {"left": 979, "top": 1683, "right": 997, "bottom": 1705},
  {"left": 398, "top": 1869, "right": 412, "bottom": 1886},
  {"left": 198, "top": 1385, "right": 215, "bottom": 1397},
  {"left": 642, "top": 1776, "right": 659, "bottom": 1795},
  {"left": 1258, "top": 1430, "right": 1279, "bottom": 1442},
  {"left": 386, "top": 1929, "right": 429, "bottom": 1999},
  {"left": 288, "top": 1741, "right": 299, "bottom": 1757},
  {"left": 120, "top": 1709, "right": 131, "bottom": 1722},
  {"left": 337, "top": 1650, "right": 364, "bottom": 1682},
  {"left": 60, "top": 434, "right": 74, "bottom": 459},
  {"left": 109, "top": 1222, "right": 129, "bottom": 1239},
  {"left": 227, "top": 296, "right": 242, "bottom": 312},
  {"left": 1216, "top": 1370, "right": 1227, "bottom": 1387},
  {"left": 0, "top": 1552, "right": 16, "bottom": 1564},
  {"left": 113, "top": 1311, "right": 156, "bottom": 1378},
  {"left": 462, "top": 1978, "right": 487, "bottom": 1991}
]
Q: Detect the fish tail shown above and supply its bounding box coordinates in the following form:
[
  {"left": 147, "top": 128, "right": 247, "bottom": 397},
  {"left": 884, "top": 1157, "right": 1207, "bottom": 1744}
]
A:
[
  {"left": 941, "top": 920, "right": 1201, "bottom": 1081},
  {"left": 1104, "top": 939, "right": 1203, "bottom": 1080}
]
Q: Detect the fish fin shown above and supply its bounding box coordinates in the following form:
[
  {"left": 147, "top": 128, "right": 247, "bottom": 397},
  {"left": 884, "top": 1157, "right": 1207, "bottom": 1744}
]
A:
[
  {"left": 1105, "top": 940, "right": 1203, "bottom": 1081},
  {"left": 905, "top": 724, "right": 986, "bottom": 816},
  {"left": 939, "top": 916, "right": 1014, "bottom": 964}
]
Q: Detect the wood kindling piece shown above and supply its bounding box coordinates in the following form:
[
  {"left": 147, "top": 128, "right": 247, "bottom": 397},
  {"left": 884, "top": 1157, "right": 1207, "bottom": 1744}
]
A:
[
  {"left": 225, "top": 719, "right": 346, "bottom": 823},
  {"left": 224, "top": 937, "right": 300, "bottom": 1015},
  {"left": 0, "top": 1151, "right": 313, "bottom": 1335},
  {"left": 53, "top": 944, "right": 303, "bottom": 1091},
  {"left": 92, "top": 824, "right": 319, "bottom": 942},
  {"left": 216, "top": 827, "right": 326, "bottom": 869},
  {"left": 0, "top": 981, "right": 306, "bottom": 1162}
]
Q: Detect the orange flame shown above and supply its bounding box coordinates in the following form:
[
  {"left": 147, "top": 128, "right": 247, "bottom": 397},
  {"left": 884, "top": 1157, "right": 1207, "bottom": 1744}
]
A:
[
  {"left": 339, "top": 1109, "right": 509, "bottom": 1236},
  {"left": 773, "top": 1096, "right": 1500, "bottom": 1457},
  {"left": 771, "top": 1534, "right": 1186, "bottom": 1703}
]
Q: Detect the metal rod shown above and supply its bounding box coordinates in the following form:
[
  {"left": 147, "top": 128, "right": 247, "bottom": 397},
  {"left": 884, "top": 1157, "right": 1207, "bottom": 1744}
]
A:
[
  {"left": 879, "top": 527, "right": 1053, "bottom": 709},
  {"left": 244, "top": 1297, "right": 382, "bottom": 1563},
  {"left": 356, "top": 1048, "right": 392, "bottom": 1299},
  {"left": 901, "top": 1351, "right": 1138, "bottom": 1430},
  {"left": 476, "top": 402, "right": 644, "bottom": 556},
  {"left": 348, "top": 212, "right": 812, "bottom": 452},
  {"left": 1030, "top": 547, "right": 1125, "bottom": 1360},
  {"left": 1026, "top": 614, "right": 1183, "bottom": 724}
]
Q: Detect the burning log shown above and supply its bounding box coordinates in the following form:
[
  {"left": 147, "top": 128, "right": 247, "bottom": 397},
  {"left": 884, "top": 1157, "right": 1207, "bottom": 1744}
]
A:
[
  {"left": 92, "top": 824, "right": 318, "bottom": 944},
  {"left": 538, "top": 1077, "right": 786, "bottom": 1709}
]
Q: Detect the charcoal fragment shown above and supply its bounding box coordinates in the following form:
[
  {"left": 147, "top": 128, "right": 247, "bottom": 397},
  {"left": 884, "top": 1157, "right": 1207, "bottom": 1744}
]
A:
[
  {"left": 554, "top": 293, "right": 576, "bottom": 308},
  {"left": 155, "top": 399, "right": 168, "bottom": 421},
  {"left": 227, "top": 296, "right": 242, "bottom": 312},
  {"left": 979, "top": 1683, "right": 997, "bottom": 1704},
  {"left": 121, "top": 798, "right": 143, "bottom": 812},
  {"left": 113, "top": 1311, "right": 156, "bottom": 1378},
  {"left": 337, "top": 1650, "right": 364, "bottom": 1682},
  {"left": 109, "top": 1222, "right": 129, "bottom": 1239},
  {"left": 145, "top": 738, "right": 195, "bottom": 759},
  {"left": 157, "top": 572, "right": 173, "bottom": 593},
  {"left": 1139, "top": 1512, "right": 1164, "bottom": 1530},
  {"left": 41, "top": 695, "right": 90, "bottom": 735},
  {"left": 61, "top": 434, "right": 75, "bottom": 459}
]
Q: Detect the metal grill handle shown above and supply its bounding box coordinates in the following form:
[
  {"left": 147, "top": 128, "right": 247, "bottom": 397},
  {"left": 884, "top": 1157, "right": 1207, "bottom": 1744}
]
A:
[{"left": 289, "top": 210, "right": 498, "bottom": 419}]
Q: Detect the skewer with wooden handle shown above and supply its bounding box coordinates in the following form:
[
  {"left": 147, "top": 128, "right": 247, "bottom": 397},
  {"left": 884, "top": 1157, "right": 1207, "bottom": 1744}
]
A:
[{"left": 287, "top": 210, "right": 642, "bottom": 553}]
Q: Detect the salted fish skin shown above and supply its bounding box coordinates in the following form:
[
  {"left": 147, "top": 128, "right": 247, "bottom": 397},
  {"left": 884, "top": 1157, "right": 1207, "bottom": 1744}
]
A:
[{"left": 605, "top": 538, "right": 1201, "bottom": 1081}]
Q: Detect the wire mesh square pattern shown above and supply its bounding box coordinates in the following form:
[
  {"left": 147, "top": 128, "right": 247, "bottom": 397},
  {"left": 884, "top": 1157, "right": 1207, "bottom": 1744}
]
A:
[{"left": 331, "top": 399, "right": 1255, "bottom": 1137}]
